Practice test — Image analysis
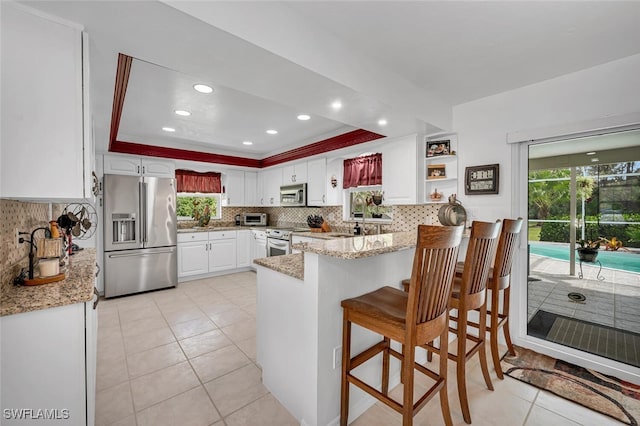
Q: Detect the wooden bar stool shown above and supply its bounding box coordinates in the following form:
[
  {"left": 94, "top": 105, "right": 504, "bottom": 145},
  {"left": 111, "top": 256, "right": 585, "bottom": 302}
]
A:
[
  {"left": 455, "top": 218, "right": 523, "bottom": 380},
  {"left": 340, "top": 225, "right": 464, "bottom": 426},
  {"left": 425, "top": 220, "right": 501, "bottom": 424}
]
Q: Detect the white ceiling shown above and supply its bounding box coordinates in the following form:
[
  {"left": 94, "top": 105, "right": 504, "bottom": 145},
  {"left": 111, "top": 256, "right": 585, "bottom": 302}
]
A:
[{"left": 21, "top": 1, "right": 640, "bottom": 160}]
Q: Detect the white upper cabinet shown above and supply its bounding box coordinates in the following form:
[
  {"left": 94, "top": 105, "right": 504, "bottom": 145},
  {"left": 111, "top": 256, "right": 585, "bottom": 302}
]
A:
[
  {"left": 244, "top": 171, "right": 258, "bottom": 206},
  {"left": 282, "top": 162, "right": 308, "bottom": 184},
  {"left": 1, "top": 3, "right": 93, "bottom": 201},
  {"left": 307, "top": 158, "right": 327, "bottom": 206},
  {"left": 223, "top": 170, "right": 245, "bottom": 206},
  {"left": 325, "top": 158, "right": 344, "bottom": 206},
  {"left": 103, "top": 154, "right": 175, "bottom": 178},
  {"left": 381, "top": 134, "right": 419, "bottom": 205},
  {"left": 262, "top": 167, "right": 282, "bottom": 206}
]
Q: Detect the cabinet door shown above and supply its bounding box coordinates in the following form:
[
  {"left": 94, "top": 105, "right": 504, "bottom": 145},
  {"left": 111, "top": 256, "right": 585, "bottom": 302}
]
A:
[
  {"left": 103, "top": 154, "right": 141, "bottom": 176},
  {"left": 1, "top": 4, "right": 87, "bottom": 200},
  {"left": 177, "top": 241, "right": 209, "bottom": 277},
  {"left": 224, "top": 170, "right": 245, "bottom": 206},
  {"left": 245, "top": 172, "right": 258, "bottom": 206},
  {"left": 307, "top": 158, "right": 326, "bottom": 206},
  {"left": 381, "top": 134, "right": 418, "bottom": 205},
  {"left": 282, "top": 163, "right": 307, "bottom": 184},
  {"left": 0, "top": 303, "right": 87, "bottom": 425},
  {"left": 325, "top": 158, "right": 344, "bottom": 206},
  {"left": 141, "top": 159, "right": 175, "bottom": 178},
  {"left": 256, "top": 172, "right": 265, "bottom": 206},
  {"left": 263, "top": 167, "right": 282, "bottom": 206},
  {"left": 210, "top": 239, "right": 237, "bottom": 272},
  {"left": 236, "top": 230, "right": 251, "bottom": 267}
]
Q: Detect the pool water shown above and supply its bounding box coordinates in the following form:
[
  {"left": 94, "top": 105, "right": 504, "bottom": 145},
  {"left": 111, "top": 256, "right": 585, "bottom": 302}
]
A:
[{"left": 529, "top": 242, "right": 640, "bottom": 273}]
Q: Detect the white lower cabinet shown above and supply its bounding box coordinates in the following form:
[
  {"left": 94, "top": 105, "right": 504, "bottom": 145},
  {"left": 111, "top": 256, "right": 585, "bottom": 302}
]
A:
[
  {"left": 177, "top": 233, "right": 209, "bottom": 278},
  {"left": 250, "top": 230, "right": 267, "bottom": 269},
  {"left": 178, "top": 231, "right": 251, "bottom": 279},
  {"left": 0, "top": 299, "right": 98, "bottom": 425},
  {"left": 236, "top": 230, "right": 251, "bottom": 268},
  {"left": 209, "top": 231, "right": 237, "bottom": 272},
  {"left": 291, "top": 235, "right": 314, "bottom": 254}
]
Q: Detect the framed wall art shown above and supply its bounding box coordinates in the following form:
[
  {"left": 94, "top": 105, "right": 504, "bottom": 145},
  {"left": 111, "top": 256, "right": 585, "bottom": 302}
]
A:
[
  {"left": 426, "top": 140, "right": 451, "bottom": 157},
  {"left": 465, "top": 164, "right": 499, "bottom": 194},
  {"left": 427, "top": 164, "right": 446, "bottom": 179}
]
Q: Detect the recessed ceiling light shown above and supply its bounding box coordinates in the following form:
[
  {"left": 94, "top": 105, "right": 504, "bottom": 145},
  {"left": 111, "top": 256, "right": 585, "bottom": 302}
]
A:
[
  {"left": 331, "top": 101, "right": 342, "bottom": 110},
  {"left": 193, "top": 84, "right": 213, "bottom": 94},
  {"left": 266, "top": 129, "right": 278, "bottom": 135},
  {"left": 242, "top": 141, "right": 253, "bottom": 146},
  {"left": 162, "top": 127, "right": 176, "bottom": 132},
  {"left": 174, "top": 110, "right": 191, "bottom": 116},
  {"left": 591, "top": 158, "right": 599, "bottom": 162},
  {"left": 378, "top": 119, "right": 387, "bottom": 126},
  {"left": 586, "top": 151, "right": 596, "bottom": 155},
  {"left": 297, "top": 114, "right": 311, "bottom": 121}
]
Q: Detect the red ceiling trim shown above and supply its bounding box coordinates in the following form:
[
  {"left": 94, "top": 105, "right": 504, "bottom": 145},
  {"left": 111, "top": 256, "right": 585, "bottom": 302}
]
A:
[
  {"left": 108, "top": 53, "right": 385, "bottom": 168},
  {"left": 108, "top": 53, "right": 133, "bottom": 151},
  {"left": 111, "top": 140, "right": 262, "bottom": 168},
  {"left": 260, "top": 129, "right": 385, "bottom": 168}
]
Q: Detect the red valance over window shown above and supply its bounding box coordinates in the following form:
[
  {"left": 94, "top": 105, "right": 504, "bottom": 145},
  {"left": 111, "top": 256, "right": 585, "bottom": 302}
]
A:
[
  {"left": 176, "top": 169, "right": 221, "bottom": 193},
  {"left": 343, "top": 153, "right": 382, "bottom": 189}
]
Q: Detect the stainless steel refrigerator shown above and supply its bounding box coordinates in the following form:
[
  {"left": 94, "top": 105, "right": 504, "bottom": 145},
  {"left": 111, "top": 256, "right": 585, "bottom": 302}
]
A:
[{"left": 103, "top": 174, "right": 177, "bottom": 298}]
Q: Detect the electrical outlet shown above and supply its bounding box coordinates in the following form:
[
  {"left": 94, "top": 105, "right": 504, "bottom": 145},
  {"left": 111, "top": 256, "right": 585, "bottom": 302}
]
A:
[{"left": 333, "top": 346, "right": 342, "bottom": 369}]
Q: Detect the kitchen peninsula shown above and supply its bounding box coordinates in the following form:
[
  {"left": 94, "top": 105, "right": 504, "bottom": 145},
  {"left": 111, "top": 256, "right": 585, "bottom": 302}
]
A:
[{"left": 254, "top": 232, "right": 418, "bottom": 426}]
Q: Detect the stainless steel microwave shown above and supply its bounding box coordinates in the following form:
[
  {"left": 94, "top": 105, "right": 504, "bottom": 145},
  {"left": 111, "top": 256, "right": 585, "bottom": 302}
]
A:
[
  {"left": 243, "top": 213, "right": 268, "bottom": 226},
  {"left": 280, "top": 183, "right": 307, "bottom": 207}
]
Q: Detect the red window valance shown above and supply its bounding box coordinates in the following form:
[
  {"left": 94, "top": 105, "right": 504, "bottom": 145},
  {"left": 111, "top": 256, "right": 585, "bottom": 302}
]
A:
[
  {"left": 176, "top": 169, "right": 222, "bottom": 193},
  {"left": 343, "top": 153, "right": 382, "bottom": 189}
]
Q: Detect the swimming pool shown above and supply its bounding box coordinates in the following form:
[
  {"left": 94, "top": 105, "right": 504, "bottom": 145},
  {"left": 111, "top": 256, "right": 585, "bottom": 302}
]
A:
[{"left": 529, "top": 242, "right": 640, "bottom": 273}]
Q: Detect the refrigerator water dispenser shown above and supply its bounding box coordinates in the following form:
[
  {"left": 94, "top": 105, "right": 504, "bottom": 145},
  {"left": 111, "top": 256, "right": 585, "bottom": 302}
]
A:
[{"left": 112, "top": 213, "right": 136, "bottom": 243}]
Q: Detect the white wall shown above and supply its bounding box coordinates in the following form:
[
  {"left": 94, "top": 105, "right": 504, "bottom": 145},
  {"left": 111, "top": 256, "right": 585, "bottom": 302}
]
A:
[
  {"left": 452, "top": 53, "right": 640, "bottom": 382},
  {"left": 452, "top": 52, "right": 640, "bottom": 221}
]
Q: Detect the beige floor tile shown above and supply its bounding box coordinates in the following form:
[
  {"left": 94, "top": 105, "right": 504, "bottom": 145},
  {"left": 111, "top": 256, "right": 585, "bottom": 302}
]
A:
[
  {"left": 97, "top": 329, "right": 125, "bottom": 363},
  {"left": 121, "top": 315, "right": 168, "bottom": 338},
  {"left": 208, "top": 308, "right": 251, "bottom": 328},
  {"left": 190, "top": 345, "right": 251, "bottom": 383},
  {"left": 119, "top": 305, "right": 162, "bottom": 325},
  {"left": 108, "top": 414, "right": 137, "bottom": 426},
  {"left": 351, "top": 402, "right": 400, "bottom": 426},
  {"left": 525, "top": 405, "right": 581, "bottom": 426},
  {"left": 170, "top": 317, "right": 217, "bottom": 340},
  {"left": 116, "top": 294, "right": 156, "bottom": 312},
  {"left": 161, "top": 305, "right": 208, "bottom": 325},
  {"left": 534, "top": 390, "right": 624, "bottom": 426},
  {"left": 136, "top": 386, "right": 220, "bottom": 426},
  {"left": 97, "top": 355, "right": 129, "bottom": 392},
  {"left": 241, "top": 303, "right": 257, "bottom": 317},
  {"left": 179, "top": 329, "right": 233, "bottom": 359},
  {"left": 224, "top": 393, "right": 298, "bottom": 426},
  {"left": 129, "top": 361, "right": 200, "bottom": 411},
  {"left": 221, "top": 318, "right": 256, "bottom": 343},
  {"left": 203, "top": 364, "right": 268, "bottom": 416},
  {"left": 199, "top": 302, "right": 238, "bottom": 316},
  {"left": 95, "top": 382, "right": 134, "bottom": 426},
  {"left": 126, "top": 342, "right": 186, "bottom": 378},
  {"left": 235, "top": 337, "right": 257, "bottom": 361},
  {"left": 98, "top": 309, "right": 120, "bottom": 328},
  {"left": 123, "top": 326, "right": 176, "bottom": 355}
]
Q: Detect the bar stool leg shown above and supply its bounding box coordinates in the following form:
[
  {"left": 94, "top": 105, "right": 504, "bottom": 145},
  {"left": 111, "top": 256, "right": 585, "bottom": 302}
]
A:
[
  {"left": 478, "top": 303, "right": 494, "bottom": 391},
  {"left": 439, "top": 327, "right": 453, "bottom": 426},
  {"left": 502, "top": 286, "right": 516, "bottom": 356},
  {"left": 489, "top": 287, "right": 505, "bottom": 379},
  {"left": 402, "top": 337, "right": 415, "bottom": 426},
  {"left": 340, "top": 316, "right": 351, "bottom": 426},
  {"left": 456, "top": 312, "right": 472, "bottom": 424},
  {"left": 382, "top": 337, "right": 390, "bottom": 395}
]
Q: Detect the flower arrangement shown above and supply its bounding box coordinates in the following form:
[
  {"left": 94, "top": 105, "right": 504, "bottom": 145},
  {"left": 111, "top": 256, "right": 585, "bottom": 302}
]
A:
[{"left": 192, "top": 199, "right": 211, "bottom": 226}]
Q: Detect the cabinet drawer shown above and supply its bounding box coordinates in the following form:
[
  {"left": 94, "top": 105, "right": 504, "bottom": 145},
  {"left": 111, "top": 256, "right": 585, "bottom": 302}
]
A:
[
  {"left": 209, "top": 230, "right": 237, "bottom": 240},
  {"left": 178, "top": 232, "right": 209, "bottom": 242}
]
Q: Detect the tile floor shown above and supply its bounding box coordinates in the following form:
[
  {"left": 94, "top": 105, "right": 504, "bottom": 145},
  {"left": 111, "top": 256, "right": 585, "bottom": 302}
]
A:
[
  {"left": 96, "top": 271, "right": 625, "bottom": 426},
  {"left": 528, "top": 254, "right": 640, "bottom": 332}
]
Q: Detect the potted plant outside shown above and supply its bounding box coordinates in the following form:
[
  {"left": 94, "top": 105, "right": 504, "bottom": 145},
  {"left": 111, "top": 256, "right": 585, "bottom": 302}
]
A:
[{"left": 577, "top": 239, "right": 600, "bottom": 262}]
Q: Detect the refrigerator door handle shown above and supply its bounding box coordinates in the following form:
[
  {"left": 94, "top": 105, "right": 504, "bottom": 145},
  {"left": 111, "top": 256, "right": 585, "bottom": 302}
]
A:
[
  {"left": 140, "top": 181, "right": 148, "bottom": 243},
  {"left": 108, "top": 249, "right": 175, "bottom": 259}
]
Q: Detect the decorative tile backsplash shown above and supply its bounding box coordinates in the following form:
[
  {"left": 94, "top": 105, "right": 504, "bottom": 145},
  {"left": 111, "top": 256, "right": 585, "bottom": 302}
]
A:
[{"left": 0, "top": 200, "right": 52, "bottom": 294}]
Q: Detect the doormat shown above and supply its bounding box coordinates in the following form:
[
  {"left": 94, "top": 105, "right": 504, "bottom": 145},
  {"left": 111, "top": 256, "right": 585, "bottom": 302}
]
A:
[
  {"left": 528, "top": 310, "right": 640, "bottom": 367},
  {"left": 502, "top": 346, "right": 640, "bottom": 425}
]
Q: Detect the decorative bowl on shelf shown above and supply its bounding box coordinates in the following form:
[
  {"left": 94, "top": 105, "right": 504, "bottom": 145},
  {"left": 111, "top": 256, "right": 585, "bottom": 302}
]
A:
[{"left": 429, "top": 190, "right": 443, "bottom": 201}]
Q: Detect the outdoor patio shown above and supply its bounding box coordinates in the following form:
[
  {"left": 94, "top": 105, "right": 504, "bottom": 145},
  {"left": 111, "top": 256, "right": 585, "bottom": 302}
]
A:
[{"left": 528, "top": 254, "right": 640, "bottom": 333}]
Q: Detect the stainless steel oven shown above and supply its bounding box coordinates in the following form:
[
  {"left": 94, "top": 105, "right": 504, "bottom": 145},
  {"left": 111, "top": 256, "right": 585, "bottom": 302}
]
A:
[{"left": 266, "top": 229, "right": 292, "bottom": 256}]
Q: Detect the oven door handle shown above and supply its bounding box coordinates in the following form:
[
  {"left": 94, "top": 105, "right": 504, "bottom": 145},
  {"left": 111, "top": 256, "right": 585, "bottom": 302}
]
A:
[{"left": 268, "top": 239, "right": 290, "bottom": 247}]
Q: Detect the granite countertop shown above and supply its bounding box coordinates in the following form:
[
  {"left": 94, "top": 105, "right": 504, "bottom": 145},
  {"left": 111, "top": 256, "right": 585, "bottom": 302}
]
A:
[
  {"left": 292, "top": 231, "right": 418, "bottom": 260},
  {"left": 254, "top": 253, "right": 304, "bottom": 280},
  {"left": 1, "top": 248, "right": 97, "bottom": 317}
]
